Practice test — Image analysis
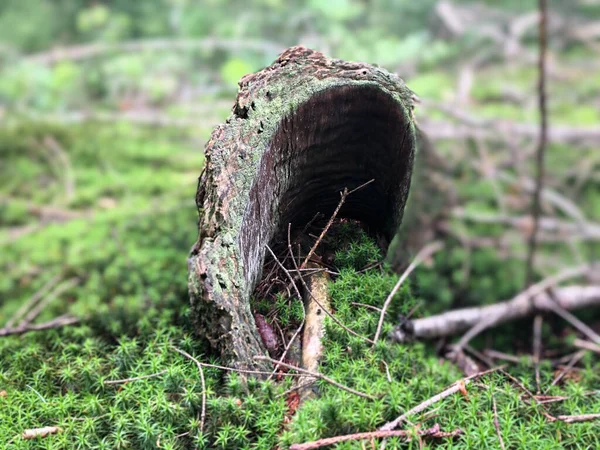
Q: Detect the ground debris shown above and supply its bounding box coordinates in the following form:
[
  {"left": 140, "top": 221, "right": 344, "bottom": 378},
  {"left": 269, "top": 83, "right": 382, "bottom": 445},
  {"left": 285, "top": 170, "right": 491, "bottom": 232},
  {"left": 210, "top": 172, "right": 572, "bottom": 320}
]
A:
[{"left": 21, "top": 426, "right": 63, "bottom": 440}]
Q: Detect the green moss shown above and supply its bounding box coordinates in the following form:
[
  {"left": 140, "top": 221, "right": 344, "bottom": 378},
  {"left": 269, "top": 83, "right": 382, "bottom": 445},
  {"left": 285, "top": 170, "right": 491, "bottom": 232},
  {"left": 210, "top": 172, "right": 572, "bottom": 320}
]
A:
[{"left": 2, "top": 120, "right": 600, "bottom": 449}]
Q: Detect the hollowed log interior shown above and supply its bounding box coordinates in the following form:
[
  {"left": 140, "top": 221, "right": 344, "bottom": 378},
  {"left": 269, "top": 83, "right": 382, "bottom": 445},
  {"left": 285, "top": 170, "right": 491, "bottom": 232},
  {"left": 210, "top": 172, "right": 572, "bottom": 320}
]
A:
[
  {"left": 189, "top": 47, "right": 419, "bottom": 368},
  {"left": 240, "top": 85, "right": 415, "bottom": 290}
]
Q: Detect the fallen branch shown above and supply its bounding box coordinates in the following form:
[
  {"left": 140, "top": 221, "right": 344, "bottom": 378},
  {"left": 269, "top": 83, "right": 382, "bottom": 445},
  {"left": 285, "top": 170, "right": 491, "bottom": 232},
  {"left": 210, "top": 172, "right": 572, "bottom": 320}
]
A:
[
  {"left": 455, "top": 265, "right": 592, "bottom": 350},
  {"left": 390, "top": 283, "right": 599, "bottom": 343},
  {"left": 289, "top": 424, "right": 463, "bottom": 450},
  {"left": 546, "top": 291, "right": 600, "bottom": 344},
  {"left": 372, "top": 241, "right": 443, "bottom": 345},
  {"left": 254, "top": 356, "right": 378, "bottom": 401}
]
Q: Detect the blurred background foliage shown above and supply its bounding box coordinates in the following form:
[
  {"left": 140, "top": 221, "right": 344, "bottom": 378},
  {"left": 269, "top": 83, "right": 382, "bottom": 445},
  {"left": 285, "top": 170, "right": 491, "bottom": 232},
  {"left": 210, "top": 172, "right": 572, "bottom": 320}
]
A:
[{"left": 0, "top": 0, "right": 595, "bottom": 118}]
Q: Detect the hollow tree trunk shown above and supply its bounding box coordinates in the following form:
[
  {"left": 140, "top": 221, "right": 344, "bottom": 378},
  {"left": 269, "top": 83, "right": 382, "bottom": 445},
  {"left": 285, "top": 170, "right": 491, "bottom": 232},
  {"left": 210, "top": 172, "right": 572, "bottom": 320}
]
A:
[{"left": 188, "top": 46, "right": 419, "bottom": 369}]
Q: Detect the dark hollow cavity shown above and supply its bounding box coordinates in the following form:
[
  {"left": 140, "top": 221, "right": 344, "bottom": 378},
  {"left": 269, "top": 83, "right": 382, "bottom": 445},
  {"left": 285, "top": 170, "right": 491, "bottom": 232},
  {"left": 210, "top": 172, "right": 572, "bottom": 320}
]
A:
[{"left": 240, "top": 85, "right": 415, "bottom": 291}]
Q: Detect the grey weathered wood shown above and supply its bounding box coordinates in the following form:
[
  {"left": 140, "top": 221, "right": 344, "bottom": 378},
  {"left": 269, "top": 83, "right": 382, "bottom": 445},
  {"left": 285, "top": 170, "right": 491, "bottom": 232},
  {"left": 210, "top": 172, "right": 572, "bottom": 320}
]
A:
[{"left": 189, "top": 46, "right": 418, "bottom": 369}]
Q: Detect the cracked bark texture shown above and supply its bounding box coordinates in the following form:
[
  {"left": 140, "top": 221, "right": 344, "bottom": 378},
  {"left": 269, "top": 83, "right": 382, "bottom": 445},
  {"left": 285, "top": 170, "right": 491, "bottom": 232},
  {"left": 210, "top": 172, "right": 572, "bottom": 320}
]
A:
[{"left": 189, "top": 46, "right": 418, "bottom": 369}]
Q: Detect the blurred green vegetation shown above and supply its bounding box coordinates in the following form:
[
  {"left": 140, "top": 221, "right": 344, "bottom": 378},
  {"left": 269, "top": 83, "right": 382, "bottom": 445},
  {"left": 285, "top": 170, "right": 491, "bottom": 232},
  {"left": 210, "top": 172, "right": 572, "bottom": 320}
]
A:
[{"left": 1, "top": 0, "right": 600, "bottom": 448}]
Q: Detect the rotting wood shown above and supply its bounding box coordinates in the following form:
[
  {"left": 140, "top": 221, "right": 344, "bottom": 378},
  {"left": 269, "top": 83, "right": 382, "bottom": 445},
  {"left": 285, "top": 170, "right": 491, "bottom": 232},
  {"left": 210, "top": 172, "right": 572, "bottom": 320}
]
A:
[
  {"left": 188, "top": 46, "right": 418, "bottom": 369},
  {"left": 298, "top": 261, "right": 331, "bottom": 401}
]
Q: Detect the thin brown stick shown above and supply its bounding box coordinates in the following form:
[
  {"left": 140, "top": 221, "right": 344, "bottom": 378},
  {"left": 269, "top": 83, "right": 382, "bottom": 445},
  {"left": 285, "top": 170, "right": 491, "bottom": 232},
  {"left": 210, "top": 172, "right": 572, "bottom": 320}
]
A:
[
  {"left": 266, "top": 227, "right": 307, "bottom": 381},
  {"left": 524, "top": 0, "right": 548, "bottom": 286},
  {"left": 533, "top": 314, "right": 543, "bottom": 393},
  {"left": 289, "top": 425, "right": 463, "bottom": 450},
  {"left": 351, "top": 302, "right": 383, "bottom": 312},
  {"left": 299, "top": 179, "right": 374, "bottom": 270},
  {"left": 373, "top": 241, "right": 443, "bottom": 345},
  {"left": 0, "top": 315, "right": 80, "bottom": 337},
  {"left": 484, "top": 349, "right": 527, "bottom": 364},
  {"left": 265, "top": 245, "right": 303, "bottom": 300},
  {"left": 379, "top": 366, "right": 504, "bottom": 431},
  {"left": 254, "top": 356, "right": 378, "bottom": 400},
  {"left": 104, "top": 370, "right": 169, "bottom": 385},
  {"left": 173, "top": 348, "right": 207, "bottom": 432},
  {"left": 492, "top": 393, "right": 506, "bottom": 450}
]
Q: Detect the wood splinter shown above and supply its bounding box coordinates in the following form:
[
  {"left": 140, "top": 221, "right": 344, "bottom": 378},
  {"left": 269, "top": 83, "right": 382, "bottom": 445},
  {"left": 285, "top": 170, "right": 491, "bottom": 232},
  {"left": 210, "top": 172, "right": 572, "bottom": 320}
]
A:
[{"left": 298, "top": 261, "right": 331, "bottom": 401}]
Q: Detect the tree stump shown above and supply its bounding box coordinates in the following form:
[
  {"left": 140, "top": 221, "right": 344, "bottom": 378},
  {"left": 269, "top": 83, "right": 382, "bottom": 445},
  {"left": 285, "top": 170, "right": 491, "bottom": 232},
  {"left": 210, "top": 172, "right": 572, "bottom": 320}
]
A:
[{"left": 189, "top": 46, "right": 418, "bottom": 369}]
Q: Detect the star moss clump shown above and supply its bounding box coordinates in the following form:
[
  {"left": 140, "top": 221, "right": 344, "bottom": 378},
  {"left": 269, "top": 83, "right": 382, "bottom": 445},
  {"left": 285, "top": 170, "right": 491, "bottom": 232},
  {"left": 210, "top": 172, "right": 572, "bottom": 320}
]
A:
[{"left": 1, "top": 123, "right": 599, "bottom": 449}]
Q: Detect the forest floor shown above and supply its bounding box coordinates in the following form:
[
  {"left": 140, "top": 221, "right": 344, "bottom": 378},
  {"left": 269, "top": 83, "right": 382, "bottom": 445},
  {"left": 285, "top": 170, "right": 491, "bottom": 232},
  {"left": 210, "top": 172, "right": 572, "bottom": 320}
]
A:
[{"left": 2, "top": 36, "right": 600, "bottom": 450}]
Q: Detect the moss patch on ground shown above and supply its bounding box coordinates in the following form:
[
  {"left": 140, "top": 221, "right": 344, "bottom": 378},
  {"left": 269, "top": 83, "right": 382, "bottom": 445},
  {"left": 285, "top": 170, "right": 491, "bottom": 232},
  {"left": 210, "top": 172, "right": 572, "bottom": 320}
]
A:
[{"left": 1, "top": 123, "right": 600, "bottom": 449}]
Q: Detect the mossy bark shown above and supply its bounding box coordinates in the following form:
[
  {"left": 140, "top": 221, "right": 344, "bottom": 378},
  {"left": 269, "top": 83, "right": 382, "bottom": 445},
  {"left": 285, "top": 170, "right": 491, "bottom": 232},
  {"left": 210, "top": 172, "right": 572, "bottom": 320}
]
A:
[{"left": 189, "top": 46, "right": 418, "bottom": 369}]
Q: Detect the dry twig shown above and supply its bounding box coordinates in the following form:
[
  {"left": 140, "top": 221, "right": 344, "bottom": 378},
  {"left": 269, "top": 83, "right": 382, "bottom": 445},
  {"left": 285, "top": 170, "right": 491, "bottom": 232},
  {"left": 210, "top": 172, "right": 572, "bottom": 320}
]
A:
[
  {"left": 533, "top": 314, "right": 543, "bottom": 393},
  {"left": 379, "top": 366, "right": 504, "bottom": 431},
  {"left": 299, "top": 258, "right": 331, "bottom": 401},
  {"left": 372, "top": 241, "right": 443, "bottom": 345},
  {"left": 299, "top": 179, "right": 374, "bottom": 270},
  {"left": 173, "top": 348, "right": 207, "bottom": 432},
  {"left": 548, "top": 350, "right": 586, "bottom": 390},
  {"left": 104, "top": 370, "right": 169, "bottom": 385},
  {"left": 254, "top": 356, "right": 377, "bottom": 400},
  {"left": 0, "top": 315, "right": 80, "bottom": 337},
  {"left": 492, "top": 393, "right": 506, "bottom": 450},
  {"left": 524, "top": 0, "right": 548, "bottom": 286},
  {"left": 264, "top": 242, "right": 305, "bottom": 380},
  {"left": 289, "top": 424, "right": 463, "bottom": 450}
]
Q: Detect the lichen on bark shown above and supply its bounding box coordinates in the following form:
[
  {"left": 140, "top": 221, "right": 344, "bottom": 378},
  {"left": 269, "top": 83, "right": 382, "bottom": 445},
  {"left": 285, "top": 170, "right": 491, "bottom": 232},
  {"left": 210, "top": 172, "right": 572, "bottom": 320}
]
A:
[{"left": 189, "top": 46, "right": 419, "bottom": 369}]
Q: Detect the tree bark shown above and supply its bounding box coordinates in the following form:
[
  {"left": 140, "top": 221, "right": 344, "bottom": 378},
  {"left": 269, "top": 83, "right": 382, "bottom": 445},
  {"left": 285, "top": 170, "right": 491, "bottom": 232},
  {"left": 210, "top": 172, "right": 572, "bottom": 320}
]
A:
[{"left": 188, "top": 46, "right": 418, "bottom": 369}]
